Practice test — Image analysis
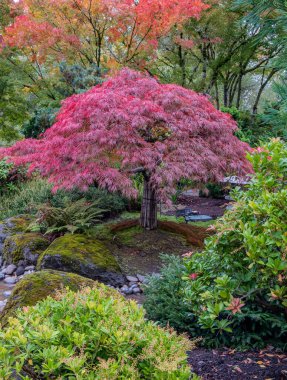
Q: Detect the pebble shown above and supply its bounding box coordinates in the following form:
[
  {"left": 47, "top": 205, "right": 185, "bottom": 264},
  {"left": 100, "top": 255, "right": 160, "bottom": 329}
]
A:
[
  {"left": 4, "top": 276, "right": 18, "bottom": 284},
  {"left": 25, "top": 265, "right": 35, "bottom": 271},
  {"left": 3, "top": 264, "right": 17, "bottom": 275},
  {"left": 132, "top": 287, "right": 141, "bottom": 294},
  {"left": 0, "top": 273, "right": 5, "bottom": 280},
  {"left": 126, "top": 275, "right": 138, "bottom": 282},
  {"left": 24, "top": 270, "right": 34, "bottom": 276},
  {"left": 3, "top": 290, "right": 12, "bottom": 297},
  {"left": 0, "top": 299, "right": 7, "bottom": 311},
  {"left": 136, "top": 274, "right": 146, "bottom": 283},
  {"left": 16, "top": 266, "right": 25, "bottom": 276}
]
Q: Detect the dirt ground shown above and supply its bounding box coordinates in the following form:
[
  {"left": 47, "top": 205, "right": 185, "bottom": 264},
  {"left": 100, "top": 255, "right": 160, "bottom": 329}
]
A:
[
  {"left": 107, "top": 226, "right": 191, "bottom": 275},
  {"left": 176, "top": 194, "right": 232, "bottom": 218},
  {"left": 188, "top": 348, "right": 287, "bottom": 380}
]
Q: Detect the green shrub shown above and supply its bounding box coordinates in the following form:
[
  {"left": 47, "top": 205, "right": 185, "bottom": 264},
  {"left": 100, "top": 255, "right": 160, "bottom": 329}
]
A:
[
  {"left": 22, "top": 106, "right": 59, "bottom": 138},
  {"left": 0, "top": 158, "right": 25, "bottom": 195},
  {"left": 50, "top": 186, "right": 128, "bottom": 217},
  {"left": 0, "top": 180, "right": 128, "bottom": 221},
  {"left": 184, "top": 139, "right": 287, "bottom": 349},
  {"left": 199, "top": 183, "right": 225, "bottom": 199},
  {"left": 221, "top": 106, "right": 273, "bottom": 146},
  {"left": 144, "top": 255, "right": 200, "bottom": 336},
  {"left": 31, "top": 199, "right": 106, "bottom": 234},
  {"left": 0, "top": 285, "right": 194, "bottom": 380}
]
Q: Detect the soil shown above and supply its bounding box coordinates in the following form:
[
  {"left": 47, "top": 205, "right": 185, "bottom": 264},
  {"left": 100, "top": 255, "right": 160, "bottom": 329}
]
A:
[
  {"left": 188, "top": 348, "right": 287, "bottom": 380},
  {"left": 107, "top": 226, "right": 191, "bottom": 275},
  {"left": 176, "top": 195, "right": 232, "bottom": 218}
]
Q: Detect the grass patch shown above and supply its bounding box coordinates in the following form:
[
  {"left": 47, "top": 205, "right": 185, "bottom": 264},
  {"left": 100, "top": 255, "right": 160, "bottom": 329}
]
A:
[{"left": 115, "top": 211, "right": 215, "bottom": 228}]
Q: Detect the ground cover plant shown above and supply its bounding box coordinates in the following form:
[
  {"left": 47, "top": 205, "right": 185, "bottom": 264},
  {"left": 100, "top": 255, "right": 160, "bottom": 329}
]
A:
[{"left": 0, "top": 285, "right": 197, "bottom": 380}]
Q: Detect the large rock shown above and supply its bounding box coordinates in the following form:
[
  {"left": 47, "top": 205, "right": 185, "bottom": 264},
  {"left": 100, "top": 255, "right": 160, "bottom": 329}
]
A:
[
  {"left": 3, "top": 233, "right": 50, "bottom": 266},
  {"left": 37, "top": 234, "right": 125, "bottom": 286},
  {"left": 0, "top": 269, "right": 95, "bottom": 325}
]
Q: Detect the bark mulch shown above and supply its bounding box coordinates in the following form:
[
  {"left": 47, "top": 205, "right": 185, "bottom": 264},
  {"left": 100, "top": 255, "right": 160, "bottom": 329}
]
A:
[{"left": 188, "top": 348, "right": 287, "bottom": 380}]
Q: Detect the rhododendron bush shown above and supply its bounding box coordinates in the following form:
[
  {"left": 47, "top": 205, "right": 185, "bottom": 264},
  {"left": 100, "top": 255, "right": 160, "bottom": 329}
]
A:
[
  {"left": 0, "top": 69, "right": 251, "bottom": 229},
  {"left": 184, "top": 139, "right": 287, "bottom": 349}
]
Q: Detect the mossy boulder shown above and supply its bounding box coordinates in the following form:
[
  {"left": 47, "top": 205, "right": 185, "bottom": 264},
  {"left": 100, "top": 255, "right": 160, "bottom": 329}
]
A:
[
  {"left": 37, "top": 234, "right": 125, "bottom": 286},
  {"left": 3, "top": 233, "right": 50, "bottom": 266},
  {"left": 0, "top": 269, "right": 95, "bottom": 325},
  {"left": 1, "top": 215, "right": 32, "bottom": 237},
  {"left": 0, "top": 215, "right": 35, "bottom": 265}
]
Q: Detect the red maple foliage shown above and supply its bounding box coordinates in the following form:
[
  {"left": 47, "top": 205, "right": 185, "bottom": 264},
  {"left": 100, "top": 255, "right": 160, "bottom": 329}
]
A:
[
  {"left": 0, "top": 69, "right": 252, "bottom": 228},
  {"left": 1, "top": 0, "right": 209, "bottom": 67}
]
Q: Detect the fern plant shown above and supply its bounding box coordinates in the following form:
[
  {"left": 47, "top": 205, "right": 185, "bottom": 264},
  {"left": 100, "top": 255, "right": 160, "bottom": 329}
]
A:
[{"left": 30, "top": 199, "right": 106, "bottom": 235}]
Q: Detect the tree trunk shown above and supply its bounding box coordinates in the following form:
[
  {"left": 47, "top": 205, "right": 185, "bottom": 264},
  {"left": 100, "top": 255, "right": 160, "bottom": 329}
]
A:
[
  {"left": 178, "top": 32, "right": 186, "bottom": 87},
  {"left": 252, "top": 69, "right": 277, "bottom": 114},
  {"left": 140, "top": 176, "right": 157, "bottom": 230}
]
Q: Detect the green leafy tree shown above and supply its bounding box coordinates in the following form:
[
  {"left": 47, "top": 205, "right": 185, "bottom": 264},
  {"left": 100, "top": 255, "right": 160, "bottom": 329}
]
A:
[
  {"left": 155, "top": 0, "right": 282, "bottom": 112},
  {"left": 0, "top": 58, "right": 30, "bottom": 144}
]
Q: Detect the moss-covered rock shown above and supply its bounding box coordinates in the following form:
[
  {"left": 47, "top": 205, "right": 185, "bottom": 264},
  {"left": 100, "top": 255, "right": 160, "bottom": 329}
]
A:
[
  {"left": 0, "top": 270, "right": 95, "bottom": 325},
  {"left": 3, "top": 233, "right": 50, "bottom": 265},
  {"left": 1, "top": 215, "right": 32, "bottom": 235},
  {"left": 37, "top": 234, "right": 125, "bottom": 286},
  {"left": 0, "top": 215, "right": 32, "bottom": 245},
  {"left": 0, "top": 215, "right": 35, "bottom": 264}
]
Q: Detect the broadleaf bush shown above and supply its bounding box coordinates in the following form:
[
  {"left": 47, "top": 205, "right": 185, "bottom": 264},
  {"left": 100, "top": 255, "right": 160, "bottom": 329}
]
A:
[
  {"left": 184, "top": 139, "right": 287, "bottom": 349},
  {"left": 0, "top": 285, "right": 195, "bottom": 380}
]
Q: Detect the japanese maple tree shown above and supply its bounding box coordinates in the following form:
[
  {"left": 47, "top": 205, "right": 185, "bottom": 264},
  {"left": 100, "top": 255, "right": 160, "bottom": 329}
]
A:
[
  {"left": 0, "top": 69, "right": 252, "bottom": 229},
  {"left": 2, "top": 0, "right": 208, "bottom": 69}
]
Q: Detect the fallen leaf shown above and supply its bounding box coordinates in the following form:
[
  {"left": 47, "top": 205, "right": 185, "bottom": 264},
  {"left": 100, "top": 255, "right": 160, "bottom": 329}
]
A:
[{"left": 233, "top": 366, "right": 243, "bottom": 373}]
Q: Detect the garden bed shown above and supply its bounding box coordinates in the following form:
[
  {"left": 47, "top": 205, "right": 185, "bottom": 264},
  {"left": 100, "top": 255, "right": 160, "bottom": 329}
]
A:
[{"left": 188, "top": 348, "right": 287, "bottom": 380}]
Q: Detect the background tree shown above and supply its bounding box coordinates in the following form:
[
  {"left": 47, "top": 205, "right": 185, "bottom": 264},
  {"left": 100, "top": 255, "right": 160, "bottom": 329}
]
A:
[
  {"left": 1, "top": 0, "right": 208, "bottom": 74},
  {"left": 0, "top": 69, "right": 251, "bottom": 229},
  {"left": 235, "top": 0, "right": 287, "bottom": 139},
  {"left": 154, "top": 0, "right": 282, "bottom": 113},
  {"left": 0, "top": 0, "right": 209, "bottom": 142}
]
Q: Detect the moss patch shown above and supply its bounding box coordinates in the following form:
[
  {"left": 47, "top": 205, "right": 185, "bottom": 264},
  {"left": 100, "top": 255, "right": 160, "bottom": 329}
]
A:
[
  {"left": 37, "top": 234, "right": 124, "bottom": 286},
  {"left": 0, "top": 270, "right": 95, "bottom": 325},
  {"left": 38, "top": 234, "right": 120, "bottom": 271},
  {"left": 3, "top": 233, "right": 50, "bottom": 265},
  {"left": 115, "top": 225, "right": 143, "bottom": 246},
  {"left": 106, "top": 224, "right": 191, "bottom": 275}
]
